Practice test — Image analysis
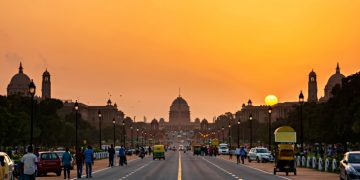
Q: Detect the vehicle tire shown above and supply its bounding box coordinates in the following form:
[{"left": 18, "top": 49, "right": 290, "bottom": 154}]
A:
[
  {"left": 294, "top": 169, "right": 297, "bottom": 176},
  {"left": 286, "top": 171, "right": 289, "bottom": 176},
  {"left": 56, "top": 171, "right": 61, "bottom": 176},
  {"left": 273, "top": 168, "right": 276, "bottom": 175},
  {"left": 256, "top": 157, "right": 260, "bottom": 163},
  {"left": 248, "top": 159, "right": 251, "bottom": 163}
]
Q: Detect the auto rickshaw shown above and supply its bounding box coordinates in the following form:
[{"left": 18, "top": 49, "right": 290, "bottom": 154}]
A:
[
  {"left": 273, "top": 126, "right": 297, "bottom": 176},
  {"left": 153, "top": 145, "right": 165, "bottom": 160},
  {"left": 193, "top": 145, "right": 201, "bottom": 156}
]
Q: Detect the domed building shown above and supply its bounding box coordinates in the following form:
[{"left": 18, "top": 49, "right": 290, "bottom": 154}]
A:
[
  {"left": 7, "top": 63, "right": 32, "bottom": 96},
  {"left": 169, "top": 95, "right": 190, "bottom": 125},
  {"left": 320, "top": 63, "right": 345, "bottom": 102}
]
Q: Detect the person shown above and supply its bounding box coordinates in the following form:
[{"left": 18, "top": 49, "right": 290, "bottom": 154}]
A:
[
  {"left": 108, "top": 144, "right": 115, "bottom": 167},
  {"left": 0, "top": 155, "right": 9, "bottom": 180},
  {"left": 148, "top": 146, "right": 152, "bottom": 155},
  {"left": 139, "top": 147, "right": 145, "bottom": 160},
  {"left": 240, "top": 146, "right": 247, "bottom": 164},
  {"left": 62, "top": 147, "right": 72, "bottom": 179},
  {"left": 235, "top": 147, "right": 241, "bottom": 164},
  {"left": 84, "top": 146, "right": 94, "bottom": 178},
  {"left": 118, "top": 145, "right": 126, "bottom": 166},
  {"left": 75, "top": 147, "right": 84, "bottom": 179},
  {"left": 21, "top": 146, "right": 38, "bottom": 180},
  {"left": 229, "top": 148, "right": 233, "bottom": 160}
]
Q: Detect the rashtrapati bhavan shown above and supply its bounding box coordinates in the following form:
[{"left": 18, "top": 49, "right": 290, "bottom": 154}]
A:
[{"left": 5, "top": 62, "right": 346, "bottom": 130}]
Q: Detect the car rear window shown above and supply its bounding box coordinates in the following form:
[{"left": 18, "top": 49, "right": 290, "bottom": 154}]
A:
[
  {"left": 349, "top": 154, "right": 360, "bottom": 163},
  {"left": 41, "top": 153, "right": 59, "bottom": 160}
]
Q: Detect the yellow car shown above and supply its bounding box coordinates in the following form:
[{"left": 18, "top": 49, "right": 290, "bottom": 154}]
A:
[{"left": 153, "top": 145, "right": 165, "bottom": 160}]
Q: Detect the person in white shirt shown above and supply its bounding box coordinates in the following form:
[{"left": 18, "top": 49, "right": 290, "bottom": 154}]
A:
[
  {"left": 21, "top": 146, "right": 38, "bottom": 180},
  {"left": 235, "top": 147, "right": 241, "bottom": 164}
]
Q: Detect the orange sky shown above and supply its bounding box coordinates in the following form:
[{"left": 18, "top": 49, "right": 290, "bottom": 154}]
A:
[{"left": 1, "top": 0, "right": 360, "bottom": 121}]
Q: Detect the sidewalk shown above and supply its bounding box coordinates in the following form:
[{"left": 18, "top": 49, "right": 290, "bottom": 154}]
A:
[
  {"left": 218, "top": 155, "right": 339, "bottom": 180},
  {"left": 37, "top": 155, "right": 139, "bottom": 180}
]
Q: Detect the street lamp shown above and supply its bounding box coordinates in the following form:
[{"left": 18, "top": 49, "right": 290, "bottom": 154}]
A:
[
  {"left": 130, "top": 125, "right": 134, "bottom": 149},
  {"left": 28, "top": 80, "right": 36, "bottom": 147},
  {"left": 249, "top": 114, "right": 253, "bottom": 148},
  {"left": 144, "top": 132, "right": 147, "bottom": 147},
  {"left": 98, "top": 110, "right": 102, "bottom": 149},
  {"left": 74, "top": 101, "right": 79, "bottom": 150},
  {"left": 299, "top": 91, "right": 304, "bottom": 153},
  {"left": 228, "top": 123, "right": 231, "bottom": 147},
  {"left": 221, "top": 127, "right": 225, "bottom": 143},
  {"left": 217, "top": 129, "right": 220, "bottom": 140},
  {"left": 265, "top": 95, "right": 278, "bottom": 152},
  {"left": 136, "top": 128, "right": 139, "bottom": 147},
  {"left": 141, "top": 130, "right": 144, "bottom": 147},
  {"left": 113, "top": 118, "right": 116, "bottom": 147},
  {"left": 237, "top": 118, "right": 240, "bottom": 148},
  {"left": 122, "top": 120, "right": 126, "bottom": 148}
]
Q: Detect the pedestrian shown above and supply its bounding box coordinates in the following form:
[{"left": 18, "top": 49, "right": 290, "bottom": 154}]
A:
[
  {"left": 21, "top": 146, "right": 38, "bottom": 180},
  {"left": 240, "top": 146, "right": 247, "bottom": 164},
  {"left": 119, "top": 145, "right": 126, "bottom": 166},
  {"left": 62, "top": 147, "right": 72, "bottom": 179},
  {"left": 235, "top": 147, "right": 241, "bottom": 164},
  {"left": 108, "top": 144, "right": 115, "bottom": 167},
  {"left": 229, "top": 148, "right": 233, "bottom": 160},
  {"left": 75, "top": 147, "right": 84, "bottom": 179},
  {"left": 148, "top": 146, "right": 152, "bottom": 155},
  {"left": 84, "top": 146, "right": 94, "bottom": 178}
]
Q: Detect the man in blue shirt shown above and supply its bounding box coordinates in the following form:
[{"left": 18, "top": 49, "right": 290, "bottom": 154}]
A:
[
  {"left": 118, "top": 145, "right": 126, "bottom": 166},
  {"left": 62, "top": 147, "right": 72, "bottom": 179},
  {"left": 84, "top": 146, "right": 94, "bottom": 178}
]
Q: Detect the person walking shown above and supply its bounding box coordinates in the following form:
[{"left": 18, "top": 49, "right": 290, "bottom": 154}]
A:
[
  {"left": 84, "top": 146, "right": 94, "bottom": 178},
  {"left": 75, "top": 147, "right": 84, "bottom": 179},
  {"left": 62, "top": 147, "right": 72, "bottom": 179},
  {"left": 118, "top": 145, "right": 126, "bottom": 166},
  {"left": 108, "top": 144, "right": 115, "bottom": 167},
  {"left": 240, "top": 146, "right": 247, "bottom": 164},
  {"left": 235, "top": 147, "right": 241, "bottom": 164},
  {"left": 21, "top": 146, "right": 38, "bottom": 180}
]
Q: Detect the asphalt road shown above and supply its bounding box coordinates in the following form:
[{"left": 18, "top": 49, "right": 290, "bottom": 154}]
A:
[{"left": 82, "top": 151, "right": 290, "bottom": 180}]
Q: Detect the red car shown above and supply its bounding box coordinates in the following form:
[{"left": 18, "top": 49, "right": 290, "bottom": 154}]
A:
[{"left": 37, "top": 152, "right": 62, "bottom": 176}]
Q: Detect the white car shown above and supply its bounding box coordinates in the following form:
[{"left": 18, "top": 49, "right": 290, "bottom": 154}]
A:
[
  {"left": 0, "top": 152, "right": 14, "bottom": 180},
  {"left": 248, "top": 147, "right": 274, "bottom": 163},
  {"left": 218, "top": 144, "right": 229, "bottom": 155}
]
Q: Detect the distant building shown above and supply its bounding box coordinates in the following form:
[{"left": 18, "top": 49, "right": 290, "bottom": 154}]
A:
[
  {"left": 319, "top": 63, "right": 345, "bottom": 102},
  {"left": 7, "top": 62, "right": 51, "bottom": 99},
  {"left": 308, "top": 70, "right": 318, "bottom": 103}
]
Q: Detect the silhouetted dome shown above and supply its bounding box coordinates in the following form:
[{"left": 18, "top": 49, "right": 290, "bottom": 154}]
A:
[
  {"left": 324, "top": 63, "right": 345, "bottom": 99},
  {"left": 171, "top": 97, "right": 188, "bottom": 107},
  {"left": 7, "top": 62, "right": 31, "bottom": 96},
  {"left": 151, "top": 119, "right": 158, "bottom": 124},
  {"left": 201, "top": 119, "right": 208, "bottom": 124},
  {"left": 309, "top": 70, "right": 316, "bottom": 76},
  {"left": 194, "top": 118, "right": 200, "bottom": 124},
  {"left": 159, "top": 118, "right": 165, "bottom": 124},
  {"left": 43, "top": 69, "right": 50, "bottom": 76}
]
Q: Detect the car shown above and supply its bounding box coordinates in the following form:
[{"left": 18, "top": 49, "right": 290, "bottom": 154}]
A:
[
  {"left": 0, "top": 152, "right": 15, "bottom": 180},
  {"left": 53, "top": 151, "right": 75, "bottom": 170},
  {"left": 37, "top": 152, "right": 62, "bottom": 176},
  {"left": 218, "top": 143, "right": 229, "bottom": 155},
  {"left": 248, "top": 147, "right": 274, "bottom": 163},
  {"left": 339, "top": 151, "right": 360, "bottom": 180}
]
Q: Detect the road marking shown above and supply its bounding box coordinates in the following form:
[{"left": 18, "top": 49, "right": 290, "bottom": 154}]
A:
[
  {"left": 118, "top": 160, "right": 153, "bottom": 180},
  {"left": 70, "top": 158, "right": 143, "bottom": 180},
  {"left": 178, "top": 151, "right": 182, "bottom": 180},
  {"left": 201, "top": 157, "right": 240, "bottom": 179}
]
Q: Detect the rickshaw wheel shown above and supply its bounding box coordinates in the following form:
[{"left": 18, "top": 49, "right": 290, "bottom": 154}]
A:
[
  {"left": 273, "top": 168, "right": 276, "bottom": 175},
  {"left": 286, "top": 171, "right": 289, "bottom": 176},
  {"left": 294, "top": 169, "right": 296, "bottom": 175}
]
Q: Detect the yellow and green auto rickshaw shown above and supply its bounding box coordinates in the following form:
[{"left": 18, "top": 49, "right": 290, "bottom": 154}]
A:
[
  {"left": 153, "top": 145, "right": 165, "bottom": 160},
  {"left": 273, "top": 126, "right": 297, "bottom": 176}
]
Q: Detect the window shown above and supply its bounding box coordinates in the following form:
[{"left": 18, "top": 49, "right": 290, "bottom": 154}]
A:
[
  {"left": 41, "top": 153, "right": 59, "bottom": 160},
  {"left": 348, "top": 154, "right": 360, "bottom": 163}
]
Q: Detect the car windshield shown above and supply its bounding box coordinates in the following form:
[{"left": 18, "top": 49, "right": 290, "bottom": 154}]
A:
[
  {"left": 348, "top": 154, "right": 360, "bottom": 163},
  {"left": 220, "top": 147, "right": 227, "bottom": 149},
  {"left": 256, "top": 149, "right": 269, "bottom": 153},
  {"left": 41, "top": 153, "right": 59, "bottom": 160}
]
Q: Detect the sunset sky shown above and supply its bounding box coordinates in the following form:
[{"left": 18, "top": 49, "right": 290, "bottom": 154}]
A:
[{"left": 1, "top": 0, "right": 360, "bottom": 121}]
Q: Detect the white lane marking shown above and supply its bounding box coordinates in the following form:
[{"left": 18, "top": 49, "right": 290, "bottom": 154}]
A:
[
  {"left": 201, "top": 157, "right": 241, "bottom": 179},
  {"left": 117, "top": 160, "right": 153, "bottom": 180},
  {"left": 70, "top": 157, "right": 143, "bottom": 180},
  {"left": 218, "top": 156, "right": 291, "bottom": 180},
  {"left": 178, "top": 151, "right": 182, "bottom": 180}
]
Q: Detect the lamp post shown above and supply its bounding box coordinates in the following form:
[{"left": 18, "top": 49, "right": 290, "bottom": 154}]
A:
[
  {"left": 113, "top": 118, "right": 116, "bottom": 147},
  {"left": 74, "top": 101, "right": 79, "bottom": 150},
  {"left": 141, "top": 130, "right": 144, "bottom": 147},
  {"left": 98, "top": 110, "right": 102, "bottom": 149},
  {"left": 28, "top": 80, "right": 36, "bottom": 147},
  {"left": 130, "top": 125, "right": 134, "bottom": 149},
  {"left": 144, "top": 132, "right": 147, "bottom": 147},
  {"left": 122, "top": 120, "right": 126, "bottom": 148},
  {"left": 221, "top": 127, "right": 225, "bottom": 143},
  {"left": 237, "top": 118, "right": 240, "bottom": 148},
  {"left": 249, "top": 114, "right": 253, "bottom": 148},
  {"left": 217, "top": 129, "right": 220, "bottom": 140},
  {"left": 299, "top": 91, "right": 304, "bottom": 153},
  {"left": 265, "top": 95, "right": 278, "bottom": 152},
  {"left": 228, "top": 123, "right": 231, "bottom": 147},
  {"left": 136, "top": 128, "right": 139, "bottom": 148}
]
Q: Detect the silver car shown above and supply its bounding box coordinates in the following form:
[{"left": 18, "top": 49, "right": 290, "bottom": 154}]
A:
[
  {"left": 248, "top": 147, "right": 274, "bottom": 163},
  {"left": 340, "top": 151, "right": 360, "bottom": 180}
]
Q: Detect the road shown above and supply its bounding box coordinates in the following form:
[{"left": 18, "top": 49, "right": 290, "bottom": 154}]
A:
[{"left": 83, "top": 151, "right": 288, "bottom": 180}]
